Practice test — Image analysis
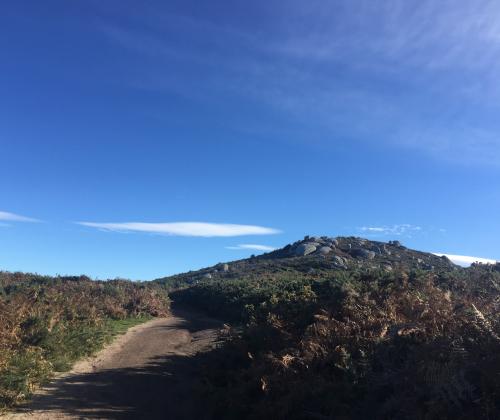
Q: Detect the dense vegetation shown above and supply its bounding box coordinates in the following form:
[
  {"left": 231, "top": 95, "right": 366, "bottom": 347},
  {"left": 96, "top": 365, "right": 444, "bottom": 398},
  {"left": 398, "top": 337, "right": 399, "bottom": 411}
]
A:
[
  {"left": 167, "top": 237, "right": 500, "bottom": 420},
  {"left": 0, "top": 272, "right": 170, "bottom": 410},
  {"left": 2, "top": 236, "right": 498, "bottom": 418}
]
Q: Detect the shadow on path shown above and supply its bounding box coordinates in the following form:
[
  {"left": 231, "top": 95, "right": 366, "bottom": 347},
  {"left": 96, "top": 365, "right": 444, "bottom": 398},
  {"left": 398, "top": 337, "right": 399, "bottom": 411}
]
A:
[{"left": 15, "top": 303, "right": 224, "bottom": 419}]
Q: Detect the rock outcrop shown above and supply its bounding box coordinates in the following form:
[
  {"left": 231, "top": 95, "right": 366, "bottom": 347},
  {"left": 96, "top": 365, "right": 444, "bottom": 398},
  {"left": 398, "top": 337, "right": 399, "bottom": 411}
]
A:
[
  {"left": 295, "top": 243, "right": 319, "bottom": 256},
  {"left": 351, "top": 248, "right": 376, "bottom": 260},
  {"left": 318, "top": 246, "right": 332, "bottom": 255}
]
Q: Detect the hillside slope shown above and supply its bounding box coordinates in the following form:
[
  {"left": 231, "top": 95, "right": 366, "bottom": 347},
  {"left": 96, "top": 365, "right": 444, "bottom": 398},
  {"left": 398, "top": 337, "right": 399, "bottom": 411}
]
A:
[
  {"left": 155, "top": 236, "right": 459, "bottom": 290},
  {"left": 158, "top": 236, "right": 500, "bottom": 420}
]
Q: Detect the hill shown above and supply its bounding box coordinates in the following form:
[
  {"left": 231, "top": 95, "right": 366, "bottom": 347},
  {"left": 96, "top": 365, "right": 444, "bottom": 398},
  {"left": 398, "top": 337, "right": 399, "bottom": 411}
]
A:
[
  {"left": 154, "top": 235, "right": 460, "bottom": 292},
  {"left": 157, "top": 236, "right": 500, "bottom": 420},
  {"left": 2, "top": 237, "right": 498, "bottom": 418}
]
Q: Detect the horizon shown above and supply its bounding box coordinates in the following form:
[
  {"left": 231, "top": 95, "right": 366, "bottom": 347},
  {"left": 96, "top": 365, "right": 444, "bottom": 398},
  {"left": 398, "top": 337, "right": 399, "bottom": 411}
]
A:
[
  {"left": 2, "top": 1, "right": 500, "bottom": 279},
  {"left": 0, "top": 219, "right": 497, "bottom": 280}
]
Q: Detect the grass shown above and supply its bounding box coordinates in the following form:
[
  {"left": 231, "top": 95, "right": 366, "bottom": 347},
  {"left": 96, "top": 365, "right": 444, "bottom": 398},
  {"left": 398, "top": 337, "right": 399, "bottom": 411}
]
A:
[
  {"left": 0, "top": 272, "right": 169, "bottom": 410},
  {"left": 0, "top": 315, "right": 153, "bottom": 412},
  {"left": 0, "top": 315, "right": 154, "bottom": 412},
  {"left": 104, "top": 315, "right": 153, "bottom": 338},
  {"left": 47, "top": 315, "right": 154, "bottom": 372}
]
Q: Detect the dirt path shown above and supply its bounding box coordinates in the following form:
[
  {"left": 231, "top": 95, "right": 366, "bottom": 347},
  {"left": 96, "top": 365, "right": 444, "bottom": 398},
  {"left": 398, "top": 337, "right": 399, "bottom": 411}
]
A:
[{"left": 8, "top": 305, "right": 223, "bottom": 419}]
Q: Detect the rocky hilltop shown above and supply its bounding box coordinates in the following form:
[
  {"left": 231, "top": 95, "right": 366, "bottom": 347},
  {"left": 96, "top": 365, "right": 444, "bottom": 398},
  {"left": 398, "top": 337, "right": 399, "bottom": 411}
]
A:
[
  {"left": 155, "top": 236, "right": 460, "bottom": 288},
  {"left": 264, "top": 235, "right": 457, "bottom": 271}
]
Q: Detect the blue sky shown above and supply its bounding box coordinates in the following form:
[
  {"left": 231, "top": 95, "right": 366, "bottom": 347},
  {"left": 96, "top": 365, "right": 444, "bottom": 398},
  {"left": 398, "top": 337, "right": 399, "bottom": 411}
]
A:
[{"left": 1, "top": 0, "right": 499, "bottom": 279}]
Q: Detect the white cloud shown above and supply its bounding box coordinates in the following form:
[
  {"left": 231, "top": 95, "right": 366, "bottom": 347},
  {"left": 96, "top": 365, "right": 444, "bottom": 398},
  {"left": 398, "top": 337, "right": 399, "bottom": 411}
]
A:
[
  {"left": 434, "top": 253, "right": 498, "bottom": 267},
  {"left": 76, "top": 221, "right": 280, "bottom": 237},
  {"left": 226, "top": 244, "right": 277, "bottom": 252},
  {"left": 0, "top": 211, "right": 40, "bottom": 223},
  {"left": 359, "top": 224, "right": 422, "bottom": 236}
]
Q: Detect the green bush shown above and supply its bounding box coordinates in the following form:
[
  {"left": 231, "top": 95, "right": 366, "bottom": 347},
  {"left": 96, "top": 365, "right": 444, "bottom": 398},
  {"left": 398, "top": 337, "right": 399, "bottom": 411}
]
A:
[{"left": 173, "top": 267, "right": 500, "bottom": 419}]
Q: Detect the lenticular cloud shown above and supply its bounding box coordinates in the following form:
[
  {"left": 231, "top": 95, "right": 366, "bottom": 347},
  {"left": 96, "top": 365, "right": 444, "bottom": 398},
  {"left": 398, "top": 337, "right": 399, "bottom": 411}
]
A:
[
  {"left": 77, "top": 221, "right": 280, "bottom": 237},
  {"left": 226, "top": 244, "right": 277, "bottom": 251}
]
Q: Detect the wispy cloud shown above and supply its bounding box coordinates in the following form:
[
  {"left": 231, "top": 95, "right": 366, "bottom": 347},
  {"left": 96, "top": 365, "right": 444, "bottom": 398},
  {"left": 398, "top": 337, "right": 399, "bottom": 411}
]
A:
[
  {"left": 434, "top": 253, "right": 498, "bottom": 267},
  {"left": 98, "top": 1, "right": 500, "bottom": 166},
  {"left": 359, "top": 224, "right": 422, "bottom": 236},
  {"left": 0, "top": 211, "right": 40, "bottom": 223},
  {"left": 226, "top": 244, "right": 277, "bottom": 252},
  {"left": 76, "top": 221, "right": 280, "bottom": 237}
]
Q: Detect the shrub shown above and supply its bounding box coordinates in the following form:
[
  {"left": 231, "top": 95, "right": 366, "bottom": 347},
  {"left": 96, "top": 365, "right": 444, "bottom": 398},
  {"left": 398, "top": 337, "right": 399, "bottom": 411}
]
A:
[
  {"left": 0, "top": 272, "right": 170, "bottom": 410},
  {"left": 174, "top": 267, "right": 500, "bottom": 419}
]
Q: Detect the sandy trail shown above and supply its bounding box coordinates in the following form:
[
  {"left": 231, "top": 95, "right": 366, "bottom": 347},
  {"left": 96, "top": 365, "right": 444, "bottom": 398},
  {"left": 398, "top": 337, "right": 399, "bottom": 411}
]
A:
[{"left": 7, "top": 305, "right": 223, "bottom": 420}]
